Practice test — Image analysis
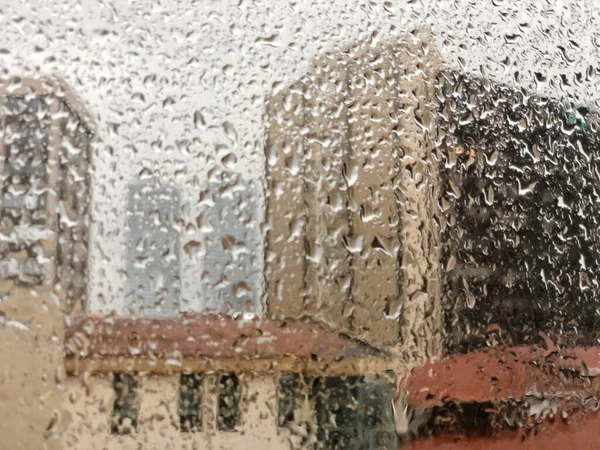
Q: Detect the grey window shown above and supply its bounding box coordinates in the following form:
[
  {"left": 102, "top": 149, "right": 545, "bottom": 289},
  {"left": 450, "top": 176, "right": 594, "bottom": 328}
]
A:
[
  {"left": 1, "top": 96, "right": 50, "bottom": 226},
  {"left": 125, "top": 182, "right": 181, "bottom": 317},
  {"left": 201, "top": 174, "right": 261, "bottom": 313}
]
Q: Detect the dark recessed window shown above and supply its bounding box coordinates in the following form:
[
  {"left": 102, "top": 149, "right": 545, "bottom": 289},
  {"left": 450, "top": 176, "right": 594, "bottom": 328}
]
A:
[
  {"left": 312, "top": 374, "right": 396, "bottom": 449},
  {"left": 179, "top": 373, "right": 203, "bottom": 432},
  {"left": 217, "top": 373, "right": 241, "bottom": 431},
  {"left": 313, "top": 376, "right": 361, "bottom": 448},
  {"left": 110, "top": 373, "right": 138, "bottom": 435},
  {"left": 277, "top": 373, "right": 301, "bottom": 427}
]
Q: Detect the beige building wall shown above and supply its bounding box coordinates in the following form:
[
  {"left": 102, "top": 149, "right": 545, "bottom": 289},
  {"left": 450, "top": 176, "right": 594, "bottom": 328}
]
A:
[
  {"left": 0, "top": 79, "right": 91, "bottom": 450},
  {"left": 265, "top": 32, "right": 444, "bottom": 359},
  {"left": 0, "top": 287, "right": 64, "bottom": 450},
  {"left": 61, "top": 373, "right": 303, "bottom": 450}
]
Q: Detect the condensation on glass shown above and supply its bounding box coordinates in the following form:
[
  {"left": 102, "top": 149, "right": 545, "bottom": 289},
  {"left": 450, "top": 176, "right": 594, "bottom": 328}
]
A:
[
  {"left": 200, "top": 169, "right": 261, "bottom": 314},
  {"left": 125, "top": 181, "right": 181, "bottom": 317},
  {"left": 3, "top": 2, "right": 600, "bottom": 450}
]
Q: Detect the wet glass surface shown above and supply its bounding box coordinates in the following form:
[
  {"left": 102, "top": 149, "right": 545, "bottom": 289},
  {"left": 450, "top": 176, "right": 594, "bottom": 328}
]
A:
[{"left": 2, "top": 1, "right": 600, "bottom": 449}]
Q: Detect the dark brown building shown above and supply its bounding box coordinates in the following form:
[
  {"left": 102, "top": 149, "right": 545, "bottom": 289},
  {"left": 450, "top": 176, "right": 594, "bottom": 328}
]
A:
[{"left": 436, "top": 71, "right": 600, "bottom": 352}]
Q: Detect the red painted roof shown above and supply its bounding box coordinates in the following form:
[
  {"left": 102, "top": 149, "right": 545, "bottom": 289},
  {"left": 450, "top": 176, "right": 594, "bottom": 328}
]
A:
[
  {"left": 65, "top": 314, "right": 378, "bottom": 360},
  {"left": 404, "top": 345, "right": 600, "bottom": 409},
  {"left": 403, "top": 406, "right": 600, "bottom": 450}
]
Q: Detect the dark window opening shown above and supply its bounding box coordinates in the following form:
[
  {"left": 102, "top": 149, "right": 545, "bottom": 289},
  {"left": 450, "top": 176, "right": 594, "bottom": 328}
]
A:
[
  {"left": 179, "top": 373, "right": 203, "bottom": 432},
  {"left": 277, "top": 373, "right": 305, "bottom": 427},
  {"left": 217, "top": 373, "right": 241, "bottom": 431},
  {"left": 110, "top": 373, "right": 138, "bottom": 435},
  {"left": 312, "top": 374, "right": 396, "bottom": 450}
]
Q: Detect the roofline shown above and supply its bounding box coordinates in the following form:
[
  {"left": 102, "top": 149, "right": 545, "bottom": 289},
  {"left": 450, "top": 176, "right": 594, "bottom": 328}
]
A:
[
  {"left": 0, "top": 76, "right": 95, "bottom": 134},
  {"left": 65, "top": 314, "right": 381, "bottom": 360}
]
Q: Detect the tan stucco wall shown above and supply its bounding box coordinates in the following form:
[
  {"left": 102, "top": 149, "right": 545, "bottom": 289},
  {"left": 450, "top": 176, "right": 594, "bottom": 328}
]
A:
[
  {"left": 2, "top": 288, "right": 304, "bottom": 450},
  {"left": 0, "top": 286, "right": 65, "bottom": 450},
  {"left": 0, "top": 288, "right": 387, "bottom": 450},
  {"left": 61, "top": 372, "right": 301, "bottom": 450},
  {"left": 265, "top": 33, "right": 445, "bottom": 359}
]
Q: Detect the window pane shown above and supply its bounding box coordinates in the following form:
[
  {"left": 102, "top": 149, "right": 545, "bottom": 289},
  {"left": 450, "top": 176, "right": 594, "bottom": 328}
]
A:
[{"left": 4, "top": 1, "right": 600, "bottom": 449}]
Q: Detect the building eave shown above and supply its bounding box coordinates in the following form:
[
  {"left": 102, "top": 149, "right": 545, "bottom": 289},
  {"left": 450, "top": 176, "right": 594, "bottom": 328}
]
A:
[{"left": 64, "top": 314, "right": 394, "bottom": 376}]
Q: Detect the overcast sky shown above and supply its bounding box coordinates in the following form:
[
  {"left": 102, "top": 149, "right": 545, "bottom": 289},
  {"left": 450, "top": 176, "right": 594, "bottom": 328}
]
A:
[{"left": 1, "top": 0, "right": 598, "bottom": 315}]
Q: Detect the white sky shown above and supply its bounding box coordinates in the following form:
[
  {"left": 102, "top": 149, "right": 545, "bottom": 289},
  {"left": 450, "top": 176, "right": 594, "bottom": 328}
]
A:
[{"left": 1, "top": 0, "right": 599, "bottom": 314}]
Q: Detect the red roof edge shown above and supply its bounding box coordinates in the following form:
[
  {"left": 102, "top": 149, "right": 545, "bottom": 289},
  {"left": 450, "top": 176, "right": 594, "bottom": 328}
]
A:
[
  {"left": 404, "top": 345, "right": 600, "bottom": 409},
  {"left": 64, "top": 314, "right": 381, "bottom": 361},
  {"left": 401, "top": 345, "right": 600, "bottom": 448}
]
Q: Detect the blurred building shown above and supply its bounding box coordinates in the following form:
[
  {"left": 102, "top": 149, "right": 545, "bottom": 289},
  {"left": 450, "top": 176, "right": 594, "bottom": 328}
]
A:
[
  {"left": 264, "top": 35, "right": 443, "bottom": 353},
  {"left": 5, "top": 31, "right": 599, "bottom": 450},
  {"left": 0, "top": 77, "right": 92, "bottom": 450},
  {"left": 0, "top": 78, "right": 91, "bottom": 312},
  {"left": 436, "top": 70, "right": 600, "bottom": 353}
]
